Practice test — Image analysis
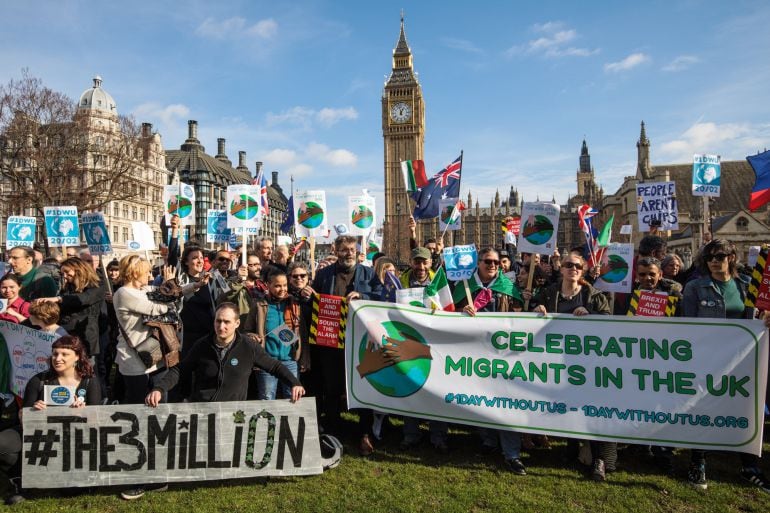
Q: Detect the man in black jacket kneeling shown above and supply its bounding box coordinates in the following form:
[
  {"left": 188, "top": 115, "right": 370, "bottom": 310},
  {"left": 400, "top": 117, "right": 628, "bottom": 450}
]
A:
[{"left": 145, "top": 302, "right": 305, "bottom": 405}]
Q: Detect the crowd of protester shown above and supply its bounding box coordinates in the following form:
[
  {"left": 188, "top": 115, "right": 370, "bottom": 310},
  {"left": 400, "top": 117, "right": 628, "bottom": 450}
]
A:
[{"left": 0, "top": 212, "right": 768, "bottom": 503}]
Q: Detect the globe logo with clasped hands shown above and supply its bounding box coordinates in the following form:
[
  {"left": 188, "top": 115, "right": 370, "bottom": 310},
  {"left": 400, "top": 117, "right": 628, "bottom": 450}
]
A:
[{"left": 356, "top": 321, "right": 432, "bottom": 398}]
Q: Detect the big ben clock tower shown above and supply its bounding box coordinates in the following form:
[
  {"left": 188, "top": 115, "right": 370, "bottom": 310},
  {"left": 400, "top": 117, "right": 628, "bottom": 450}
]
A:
[{"left": 382, "top": 15, "right": 425, "bottom": 263}]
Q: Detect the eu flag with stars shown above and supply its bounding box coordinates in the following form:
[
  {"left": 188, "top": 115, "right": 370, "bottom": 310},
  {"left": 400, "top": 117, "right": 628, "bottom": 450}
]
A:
[
  {"left": 280, "top": 196, "right": 294, "bottom": 234},
  {"left": 381, "top": 270, "right": 402, "bottom": 302},
  {"left": 412, "top": 155, "right": 462, "bottom": 220}
]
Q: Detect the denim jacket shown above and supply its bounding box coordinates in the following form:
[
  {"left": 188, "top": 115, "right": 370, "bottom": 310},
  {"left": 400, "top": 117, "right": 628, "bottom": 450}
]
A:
[{"left": 681, "top": 275, "right": 754, "bottom": 320}]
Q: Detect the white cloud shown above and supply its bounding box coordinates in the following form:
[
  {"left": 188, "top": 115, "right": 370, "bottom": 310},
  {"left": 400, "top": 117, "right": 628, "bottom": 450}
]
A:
[
  {"left": 603, "top": 52, "right": 650, "bottom": 73},
  {"left": 132, "top": 102, "right": 190, "bottom": 126},
  {"left": 441, "top": 37, "right": 484, "bottom": 55},
  {"left": 316, "top": 107, "right": 358, "bottom": 127},
  {"left": 306, "top": 142, "right": 358, "bottom": 167},
  {"left": 285, "top": 163, "right": 313, "bottom": 178},
  {"left": 505, "top": 21, "right": 598, "bottom": 58},
  {"left": 263, "top": 148, "right": 297, "bottom": 166},
  {"left": 195, "top": 17, "right": 278, "bottom": 40},
  {"left": 266, "top": 107, "right": 315, "bottom": 129},
  {"left": 658, "top": 121, "right": 769, "bottom": 162},
  {"left": 266, "top": 106, "right": 358, "bottom": 129},
  {"left": 245, "top": 19, "right": 278, "bottom": 39},
  {"left": 661, "top": 55, "right": 700, "bottom": 72}
]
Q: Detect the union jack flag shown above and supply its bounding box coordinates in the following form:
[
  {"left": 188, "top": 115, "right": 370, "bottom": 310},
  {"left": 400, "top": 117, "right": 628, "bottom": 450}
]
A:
[
  {"left": 576, "top": 204, "right": 599, "bottom": 265},
  {"left": 252, "top": 171, "right": 270, "bottom": 216},
  {"left": 434, "top": 156, "right": 462, "bottom": 187}
]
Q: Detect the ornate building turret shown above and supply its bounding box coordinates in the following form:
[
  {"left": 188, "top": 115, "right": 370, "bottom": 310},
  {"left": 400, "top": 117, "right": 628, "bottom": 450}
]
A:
[{"left": 636, "top": 121, "right": 652, "bottom": 180}]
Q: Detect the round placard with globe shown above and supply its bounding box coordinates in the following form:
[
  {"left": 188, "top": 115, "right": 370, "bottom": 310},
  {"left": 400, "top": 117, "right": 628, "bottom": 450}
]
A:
[
  {"left": 298, "top": 201, "right": 324, "bottom": 229},
  {"left": 170, "top": 196, "right": 193, "bottom": 219},
  {"left": 351, "top": 206, "right": 373, "bottom": 229},
  {"left": 522, "top": 215, "right": 554, "bottom": 245},
  {"left": 366, "top": 242, "right": 380, "bottom": 260},
  {"left": 599, "top": 254, "right": 629, "bottom": 283},
  {"left": 229, "top": 195, "right": 259, "bottom": 220},
  {"left": 359, "top": 321, "right": 431, "bottom": 398}
]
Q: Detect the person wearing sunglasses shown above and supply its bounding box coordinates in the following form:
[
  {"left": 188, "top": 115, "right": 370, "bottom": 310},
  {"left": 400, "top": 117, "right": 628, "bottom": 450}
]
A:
[
  {"left": 681, "top": 239, "right": 770, "bottom": 493},
  {"left": 457, "top": 248, "right": 528, "bottom": 475},
  {"left": 531, "top": 253, "right": 615, "bottom": 481},
  {"left": 286, "top": 262, "right": 314, "bottom": 380}
]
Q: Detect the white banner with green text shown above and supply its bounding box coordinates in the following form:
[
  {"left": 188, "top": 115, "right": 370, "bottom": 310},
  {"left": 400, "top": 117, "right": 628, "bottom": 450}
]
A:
[{"left": 345, "top": 301, "right": 768, "bottom": 455}]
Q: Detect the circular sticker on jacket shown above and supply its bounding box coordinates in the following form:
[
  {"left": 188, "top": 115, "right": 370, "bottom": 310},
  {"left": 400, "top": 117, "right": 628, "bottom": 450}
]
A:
[
  {"left": 230, "top": 358, "right": 239, "bottom": 366},
  {"left": 77, "top": 388, "right": 87, "bottom": 398},
  {"left": 50, "top": 386, "right": 71, "bottom": 405}
]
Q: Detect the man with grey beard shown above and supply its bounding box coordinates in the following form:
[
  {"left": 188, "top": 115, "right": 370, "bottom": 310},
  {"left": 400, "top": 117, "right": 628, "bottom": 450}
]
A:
[{"left": 309, "top": 235, "right": 381, "bottom": 456}]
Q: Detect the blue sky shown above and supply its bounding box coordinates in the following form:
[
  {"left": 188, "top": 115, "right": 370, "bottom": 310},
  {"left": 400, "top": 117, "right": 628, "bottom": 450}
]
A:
[{"left": 1, "top": 0, "right": 769, "bottom": 229}]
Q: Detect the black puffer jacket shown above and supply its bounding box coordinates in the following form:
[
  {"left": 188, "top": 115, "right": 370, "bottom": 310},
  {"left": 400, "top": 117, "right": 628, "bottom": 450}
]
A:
[
  {"left": 60, "top": 283, "right": 106, "bottom": 356},
  {"left": 532, "top": 281, "right": 611, "bottom": 315},
  {"left": 153, "top": 331, "right": 301, "bottom": 402}
]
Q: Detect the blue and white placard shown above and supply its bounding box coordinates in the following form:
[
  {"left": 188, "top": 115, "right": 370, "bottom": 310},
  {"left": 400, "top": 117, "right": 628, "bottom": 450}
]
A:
[
  {"left": 81, "top": 212, "right": 112, "bottom": 255},
  {"left": 44, "top": 206, "right": 79, "bottom": 247},
  {"left": 443, "top": 244, "right": 478, "bottom": 281},
  {"left": 6, "top": 216, "right": 36, "bottom": 249}
]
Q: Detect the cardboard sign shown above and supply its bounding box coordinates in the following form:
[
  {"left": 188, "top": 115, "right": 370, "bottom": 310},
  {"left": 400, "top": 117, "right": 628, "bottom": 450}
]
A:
[
  {"left": 44, "top": 206, "right": 79, "bottom": 247},
  {"left": 163, "top": 183, "right": 196, "bottom": 226},
  {"left": 295, "top": 190, "right": 327, "bottom": 238},
  {"left": 309, "top": 294, "right": 347, "bottom": 349},
  {"left": 746, "top": 246, "right": 770, "bottom": 310},
  {"left": 81, "top": 212, "right": 112, "bottom": 255},
  {"left": 207, "top": 209, "right": 230, "bottom": 243},
  {"left": 438, "top": 198, "right": 462, "bottom": 232},
  {"left": 226, "top": 185, "right": 261, "bottom": 229},
  {"left": 443, "top": 244, "right": 477, "bottom": 281},
  {"left": 21, "top": 399, "right": 322, "bottom": 488},
  {"left": 692, "top": 154, "right": 721, "bottom": 197},
  {"left": 131, "top": 221, "right": 157, "bottom": 250},
  {"left": 0, "top": 321, "right": 59, "bottom": 396},
  {"left": 44, "top": 385, "right": 77, "bottom": 406},
  {"left": 5, "top": 216, "right": 36, "bottom": 249},
  {"left": 348, "top": 195, "right": 376, "bottom": 236},
  {"left": 627, "top": 290, "right": 677, "bottom": 317},
  {"left": 396, "top": 288, "right": 427, "bottom": 308},
  {"left": 593, "top": 243, "right": 634, "bottom": 294},
  {"left": 636, "top": 181, "right": 679, "bottom": 232},
  {"left": 517, "top": 202, "right": 560, "bottom": 254}
]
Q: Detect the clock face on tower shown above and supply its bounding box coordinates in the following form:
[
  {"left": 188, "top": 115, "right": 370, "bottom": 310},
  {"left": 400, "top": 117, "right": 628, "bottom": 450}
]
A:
[{"left": 390, "top": 102, "right": 412, "bottom": 124}]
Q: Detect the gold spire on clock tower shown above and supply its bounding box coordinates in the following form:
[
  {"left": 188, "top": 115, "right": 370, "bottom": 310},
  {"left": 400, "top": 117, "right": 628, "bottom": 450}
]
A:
[{"left": 382, "top": 14, "right": 425, "bottom": 263}]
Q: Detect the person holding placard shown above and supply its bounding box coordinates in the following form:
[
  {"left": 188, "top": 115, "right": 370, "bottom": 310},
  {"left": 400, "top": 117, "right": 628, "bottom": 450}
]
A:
[
  {"left": 458, "top": 248, "right": 527, "bottom": 475},
  {"left": 242, "top": 269, "right": 302, "bottom": 401},
  {"left": 0, "top": 274, "right": 30, "bottom": 324},
  {"left": 310, "top": 235, "right": 380, "bottom": 456},
  {"left": 7, "top": 247, "right": 58, "bottom": 302},
  {"left": 681, "top": 239, "right": 770, "bottom": 493},
  {"left": 1, "top": 336, "right": 101, "bottom": 504},
  {"left": 35, "top": 258, "right": 104, "bottom": 362},
  {"left": 531, "top": 253, "right": 616, "bottom": 481},
  {"left": 171, "top": 245, "right": 214, "bottom": 355}
]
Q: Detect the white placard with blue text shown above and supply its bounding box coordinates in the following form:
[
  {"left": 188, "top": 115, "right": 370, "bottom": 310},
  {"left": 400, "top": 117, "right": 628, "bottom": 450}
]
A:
[
  {"left": 206, "top": 209, "right": 230, "bottom": 243},
  {"left": 44, "top": 206, "right": 79, "bottom": 247},
  {"left": 5, "top": 216, "right": 36, "bottom": 249},
  {"left": 692, "top": 154, "right": 721, "bottom": 197},
  {"left": 443, "top": 244, "right": 477, "bottom": 281},
  {"left": 636, "top": 181, "right": 679, "bottom": 232},
  {"left": 81, "top": 212, "right": 112, "bottom": 255}
]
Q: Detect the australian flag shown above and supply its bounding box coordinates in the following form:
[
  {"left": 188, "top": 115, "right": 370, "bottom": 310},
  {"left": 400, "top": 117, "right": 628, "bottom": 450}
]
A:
[
  {"left": 412, "top": 154, "right": 462, "bottom": 220},
  {"left": 280, "top": 195, "right": 294, "bottom": 234},
  {"left": 381, "top": 270, "right": 402, "bottom": 302}
]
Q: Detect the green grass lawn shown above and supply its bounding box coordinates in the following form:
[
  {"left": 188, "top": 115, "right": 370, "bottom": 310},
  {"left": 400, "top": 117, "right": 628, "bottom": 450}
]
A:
[{"left": 10, "top": 418, "right": 770, "bottom": 513}]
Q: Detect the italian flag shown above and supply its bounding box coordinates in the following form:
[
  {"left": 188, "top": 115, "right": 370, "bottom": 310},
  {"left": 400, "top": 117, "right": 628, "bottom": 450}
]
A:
[
  {"left": 400, "top": 160, "right": 428, "bottom": 192},
  {"left": 424, "top": 267, "right": 455, "bottom": 311}
]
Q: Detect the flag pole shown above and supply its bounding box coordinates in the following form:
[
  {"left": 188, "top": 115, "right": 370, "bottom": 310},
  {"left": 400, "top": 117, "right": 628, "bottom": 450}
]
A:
[{"left": 523, "top": 257, "right": 537, "bottom": 311}]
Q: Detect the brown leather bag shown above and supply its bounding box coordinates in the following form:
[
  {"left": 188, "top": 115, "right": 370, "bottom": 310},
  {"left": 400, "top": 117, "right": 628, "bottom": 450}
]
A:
[{"left": 144, "top": 320, "right": 181, "bottom": 368}]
